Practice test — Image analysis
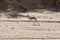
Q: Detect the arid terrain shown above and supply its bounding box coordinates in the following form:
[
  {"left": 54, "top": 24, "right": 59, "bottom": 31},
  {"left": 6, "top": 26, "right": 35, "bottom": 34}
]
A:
[
  {"left": 0, "top": 0, "right": 60, "bottom": 40},
  {"left": 0, "top": 9, "right": 60, "bottom": 40}
]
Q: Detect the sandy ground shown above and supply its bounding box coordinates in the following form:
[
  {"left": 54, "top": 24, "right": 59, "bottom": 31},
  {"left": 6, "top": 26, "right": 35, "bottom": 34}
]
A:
[{"left": 0, "top": 9, "right": 60, "bottom": 40}]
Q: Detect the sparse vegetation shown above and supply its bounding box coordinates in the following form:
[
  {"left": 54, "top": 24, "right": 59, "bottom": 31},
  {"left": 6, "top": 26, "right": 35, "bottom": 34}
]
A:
[
  {"left": 6, "top": 12, "right": 18, "bottom": 18},
  {"left": 0, "top": 0, "right": 60, "bottom": 19},
  {"left": 0, "top": 0, "right": 60, "bottom": 11}
]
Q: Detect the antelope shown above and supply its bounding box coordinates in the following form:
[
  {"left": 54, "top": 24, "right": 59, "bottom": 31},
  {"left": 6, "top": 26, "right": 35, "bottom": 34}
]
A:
[{"left": 27, "top": 14, "right": 37, "bottom": 21}]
